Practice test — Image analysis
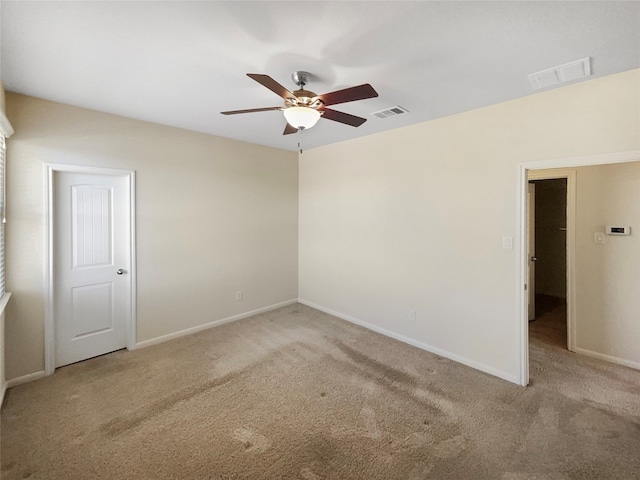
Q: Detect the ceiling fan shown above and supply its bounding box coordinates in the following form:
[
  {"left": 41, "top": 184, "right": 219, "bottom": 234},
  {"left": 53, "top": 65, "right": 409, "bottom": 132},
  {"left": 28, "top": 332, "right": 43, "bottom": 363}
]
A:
[{"left": 221, "top": 71, "right": 378, "bottom": 135}]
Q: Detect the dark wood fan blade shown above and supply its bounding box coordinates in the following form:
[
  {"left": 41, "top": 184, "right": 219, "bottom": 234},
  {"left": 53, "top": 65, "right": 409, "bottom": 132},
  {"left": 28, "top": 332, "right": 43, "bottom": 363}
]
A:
[
  {"left": 220, "top": 107, "right": 282, "bottom": 115},
  {"left": 283, "top": 123, "right": 298, "bottom": 135},
  {"left": 318, "top": 84, "right": 378, "bottom": 106},
  {"left": 247, "top": 74, "right": 296, "bottom": 100},
  {"left": 321, "top": 108, "right": 367, "bottom": 127}
]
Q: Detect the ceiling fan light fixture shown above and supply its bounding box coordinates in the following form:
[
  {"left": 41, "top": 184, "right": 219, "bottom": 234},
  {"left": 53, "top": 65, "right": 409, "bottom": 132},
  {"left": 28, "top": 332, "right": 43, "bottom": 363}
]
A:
[
  {"left": 283, "top": 106, "right": 321, "bottom": 130},
  {"left": 221, "top": 72, "right": 378, "bottom": 136}
]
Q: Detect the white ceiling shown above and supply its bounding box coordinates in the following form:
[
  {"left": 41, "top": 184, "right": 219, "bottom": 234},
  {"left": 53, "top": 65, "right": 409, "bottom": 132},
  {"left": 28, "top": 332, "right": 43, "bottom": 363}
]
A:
[{"left": 2, "top": 1, "right": 639, "bottom": 152}]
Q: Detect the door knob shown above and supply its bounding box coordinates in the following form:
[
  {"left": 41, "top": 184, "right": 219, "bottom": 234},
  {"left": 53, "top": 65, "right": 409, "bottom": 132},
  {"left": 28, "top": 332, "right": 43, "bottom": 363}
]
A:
[
  {"left": 530, "top": 257, "right": 537, "bottom": 262},
  {"left": 116, "top": 269, "right": 127, "bottom": 275}
]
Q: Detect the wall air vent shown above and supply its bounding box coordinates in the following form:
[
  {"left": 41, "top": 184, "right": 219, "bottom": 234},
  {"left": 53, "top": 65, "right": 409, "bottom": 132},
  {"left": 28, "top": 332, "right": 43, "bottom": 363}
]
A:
[
  {"left": 528, "top": 57, "right": 591, "bottom": 90},
  {"left": 371, "top": 106, "right": 409, "bottom": 119}
]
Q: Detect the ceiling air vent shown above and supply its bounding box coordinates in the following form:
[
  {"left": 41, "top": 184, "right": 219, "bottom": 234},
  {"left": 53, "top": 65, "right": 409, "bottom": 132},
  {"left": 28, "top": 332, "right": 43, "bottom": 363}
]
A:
[
  {"left": 528, "top": 57, "right": 591, "bottom": 90},
  {"left": 371, "top": 106, "right": 409, "bottom": 119}
]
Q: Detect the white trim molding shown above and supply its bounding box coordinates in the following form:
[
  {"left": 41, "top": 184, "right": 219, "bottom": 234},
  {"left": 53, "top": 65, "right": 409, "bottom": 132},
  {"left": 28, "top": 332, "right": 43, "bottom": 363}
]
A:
[
  {"left": 0, "top": 291, "right": 12, "bottom": 316},
  {"left": 44, "top": 164, "right": 137, "bottom": 376},
  {"left": 573, "top": 347, "right": 640, "bottom": 371},
  {"left": 135, "top": 299, "right": 298, "bottom": 349},
  {"left": 517, "top": 150, "right": 640, "bottom": 386},
  {"left": 6, "top": 370, "right": 46, "bottom": 388},
  {"left": 0, "top": 111, "right": 14, "bottom": 138},
  {"left": 521, "top": 150, "right": 640, "bottom": 171},
  {"left": 298, "top": 299, "right": 520, "bottom": 385}
]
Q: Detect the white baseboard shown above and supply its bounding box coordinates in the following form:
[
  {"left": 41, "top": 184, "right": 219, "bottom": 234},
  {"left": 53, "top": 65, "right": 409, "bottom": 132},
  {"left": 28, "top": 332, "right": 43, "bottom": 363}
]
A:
[
  {"left": 6, "top": 370, "right": 46, "bottom": 388},
  {"left": 3, "top": 300, "right": 299, "bottom": 389},
  {"left": 298, "top": 299, "right": 520, "bottom": 385},
  {"left": 573, "top": 347, "right": 640, "bottom": 370},
  {"left": 135, "top": 299, "right": 298, "bottom": 349}
]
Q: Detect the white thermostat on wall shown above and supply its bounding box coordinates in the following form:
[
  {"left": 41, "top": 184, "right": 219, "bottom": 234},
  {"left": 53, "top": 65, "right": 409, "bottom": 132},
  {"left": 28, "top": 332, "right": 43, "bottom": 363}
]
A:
[{"left": 605, "top": 226, "right": 631, "bottom": 235}]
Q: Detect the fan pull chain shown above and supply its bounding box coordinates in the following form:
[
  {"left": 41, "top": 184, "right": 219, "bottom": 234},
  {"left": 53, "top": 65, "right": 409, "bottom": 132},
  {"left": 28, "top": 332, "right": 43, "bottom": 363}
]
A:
[{"left": 298, "top": 129, "right": 303, "bottom": 154}]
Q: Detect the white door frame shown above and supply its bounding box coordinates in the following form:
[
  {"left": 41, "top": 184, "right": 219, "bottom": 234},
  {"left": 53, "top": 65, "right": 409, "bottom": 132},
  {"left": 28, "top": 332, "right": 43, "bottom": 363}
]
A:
[
  {"left": 517, "top": 150, "right": 640, "bottom": 386},
  {"left": 44, "top": 164, "right": 137, "bottom": 376}
]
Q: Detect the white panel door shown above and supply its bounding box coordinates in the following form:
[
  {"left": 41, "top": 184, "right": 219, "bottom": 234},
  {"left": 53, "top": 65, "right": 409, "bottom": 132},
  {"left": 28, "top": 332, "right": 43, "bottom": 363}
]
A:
[
  {"left": 528, "top": 183, "right": 536, "bottom": 321},
  {"left": 54, "top": 172, "right": 131, "bottom": 367}
]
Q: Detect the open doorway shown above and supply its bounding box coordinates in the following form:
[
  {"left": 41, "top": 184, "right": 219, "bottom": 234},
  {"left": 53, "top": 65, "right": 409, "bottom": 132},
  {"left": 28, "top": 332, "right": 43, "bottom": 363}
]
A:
[
  {"left": 520, "top": 153, "right": 640, "bottom": 386},
  {"left": 528, "top": 178, "right": 568, "bottom": 349},
  {"left": 525, "top": 168, "right": 577, "bottom": 363}
]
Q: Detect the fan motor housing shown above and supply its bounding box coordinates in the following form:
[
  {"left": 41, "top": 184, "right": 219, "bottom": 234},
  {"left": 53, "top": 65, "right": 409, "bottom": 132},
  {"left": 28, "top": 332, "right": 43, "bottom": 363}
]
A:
[
  {"left": 287, "top": 89, "right": 322, "bottom": 109},
  {"left": 291, "top": 71, "right": 312, "bottom": 87}
]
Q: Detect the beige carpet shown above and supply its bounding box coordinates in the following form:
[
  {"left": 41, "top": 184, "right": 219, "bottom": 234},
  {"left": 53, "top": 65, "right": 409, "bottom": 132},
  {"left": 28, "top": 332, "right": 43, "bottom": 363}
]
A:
[
  {"left": 530, "top": 295, "right": 568, "bottom": 349},
  {"left": 2, "top": 303, "right": 639, "bottom": 479}
]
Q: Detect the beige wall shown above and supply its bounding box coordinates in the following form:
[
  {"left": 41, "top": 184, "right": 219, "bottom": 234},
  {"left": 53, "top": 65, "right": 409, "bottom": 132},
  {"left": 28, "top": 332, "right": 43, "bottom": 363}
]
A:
[
  {"left": 5, "top": 69, "right": 639, "bottom": 384},
  {"left": 299, "top": 69, "right": 640, "bottom": 382},
  {"left": 5, "top": 93, "right": 299, "bottom": 380},
  {"left": 575, "top": 162, "right": 640, "bottom": 365}
]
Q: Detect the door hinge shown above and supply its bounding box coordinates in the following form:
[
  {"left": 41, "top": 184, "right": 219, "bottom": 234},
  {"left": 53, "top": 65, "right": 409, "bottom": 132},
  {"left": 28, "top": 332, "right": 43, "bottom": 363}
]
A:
[{"left": 524, "top": 284, "right": 528, "bottom": 290}]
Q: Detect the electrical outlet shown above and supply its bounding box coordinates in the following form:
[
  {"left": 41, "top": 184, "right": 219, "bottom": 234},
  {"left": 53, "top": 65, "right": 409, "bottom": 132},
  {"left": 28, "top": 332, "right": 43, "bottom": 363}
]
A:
[
  {"left": 236, "top": 290, "right": 243, "bottom": 301},
  {"left": 408, "top": 309, "right": 416, "bottom": 322}
]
